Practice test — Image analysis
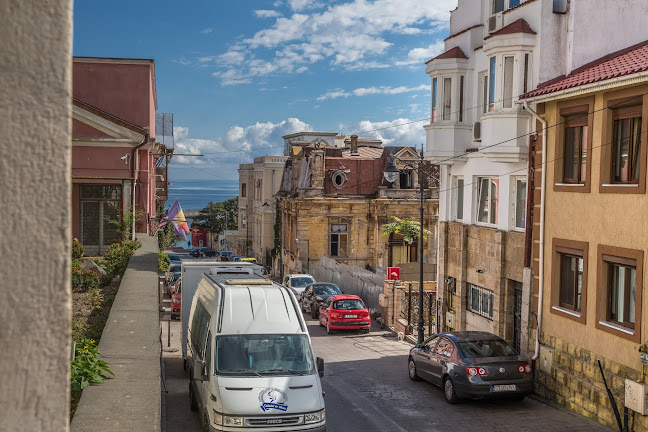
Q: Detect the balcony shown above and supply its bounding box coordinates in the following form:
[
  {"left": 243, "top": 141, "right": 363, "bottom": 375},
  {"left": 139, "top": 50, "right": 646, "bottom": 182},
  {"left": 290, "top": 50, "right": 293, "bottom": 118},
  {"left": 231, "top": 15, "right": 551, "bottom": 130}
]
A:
[
  {"left": 424, "top": 123, "right": 472, "bottom": 165},
  {"left": 478, "top": 110, "right": 532, "bottom": 163}
]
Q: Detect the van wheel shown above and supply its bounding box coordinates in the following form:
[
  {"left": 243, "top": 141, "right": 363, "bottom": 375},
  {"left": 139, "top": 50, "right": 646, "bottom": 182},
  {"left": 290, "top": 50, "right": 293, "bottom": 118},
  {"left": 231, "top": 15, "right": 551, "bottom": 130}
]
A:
[
  {"left": 189, "top": 382, "right": 198, "bottom": 412},
  {"left": 202, "top": 412, "right": 210, "bottom": 432},
  {"left": 311, "top": 305, "right": 319, "bottom": 319}
]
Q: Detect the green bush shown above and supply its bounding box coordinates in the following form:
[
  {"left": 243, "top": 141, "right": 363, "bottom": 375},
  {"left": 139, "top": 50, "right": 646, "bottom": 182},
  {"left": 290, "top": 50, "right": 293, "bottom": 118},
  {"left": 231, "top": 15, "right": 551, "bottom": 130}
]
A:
[
  {"left": 159, "top": 251, "right": 170, "bottom": 272},
  {"left": 70, "top": 338, "right": 114, "bottom": 403},
  {"left": 122, "top": 239, "right": 142, "bottom": 254},
  {"left": 71, "top": 261, "right": 102, "bottom": 293},
  {"left": 72, "top": 238, "right": 85, "bottom": 259}
]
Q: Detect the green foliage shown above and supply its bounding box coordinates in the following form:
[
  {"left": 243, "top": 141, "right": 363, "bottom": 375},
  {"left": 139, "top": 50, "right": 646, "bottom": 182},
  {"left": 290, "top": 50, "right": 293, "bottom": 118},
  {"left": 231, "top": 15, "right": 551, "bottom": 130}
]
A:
[
  {"left": 71, "top": 261, "right": 102, "bottom": 293},
  {"left": 102, "top": 241, "right": 140, "bottom": 275},
  {"left": 192, "top": 197, "right": 239, "bottom": 234},
  {"left": 157, "top": 221, "right": 178, "bottom": 250},
  {"left": 89, "top": 288, "right": 104, "bottom": 310},
  {"left": 381, "top": 216, "right": 432, "bottom": 244},
  {"left": 72, "top": 238, "right": 85, "bottom": 259},
  {"left": 107, "top": 203, "right": 145, "bottom": 241},
  {"left": 70, "top": 338, "right": 114, "bottom": 403},
  {"left": 71, "top": 321, "right": 89, "bottom": 342},
  {"left": 158, "top": 251, "right": 170, "bottom": 272}
]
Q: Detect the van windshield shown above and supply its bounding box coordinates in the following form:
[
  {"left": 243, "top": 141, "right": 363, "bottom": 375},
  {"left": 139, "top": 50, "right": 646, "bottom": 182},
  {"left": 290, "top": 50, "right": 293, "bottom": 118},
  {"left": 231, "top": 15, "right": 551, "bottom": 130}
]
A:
[{"left": 215, "top": 334, "right": 315, "bottom": 376}]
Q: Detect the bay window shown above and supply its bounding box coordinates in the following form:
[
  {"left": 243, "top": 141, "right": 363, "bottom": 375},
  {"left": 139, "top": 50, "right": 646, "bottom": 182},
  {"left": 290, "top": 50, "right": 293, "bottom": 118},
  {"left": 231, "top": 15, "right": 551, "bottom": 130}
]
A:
[
  {"left": 477, "top": 177, "right": 498, "bottom": 225},
  {"left": 443, "top": 77, "right": 452, "bottom": 121}
]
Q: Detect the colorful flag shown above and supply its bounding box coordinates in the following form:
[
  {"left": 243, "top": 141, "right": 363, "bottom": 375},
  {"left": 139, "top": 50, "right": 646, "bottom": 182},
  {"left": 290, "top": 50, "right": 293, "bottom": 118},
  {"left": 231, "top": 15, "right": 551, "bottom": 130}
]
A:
[{"left": 157, "top": 199, "right": 190, "bottom": 239}]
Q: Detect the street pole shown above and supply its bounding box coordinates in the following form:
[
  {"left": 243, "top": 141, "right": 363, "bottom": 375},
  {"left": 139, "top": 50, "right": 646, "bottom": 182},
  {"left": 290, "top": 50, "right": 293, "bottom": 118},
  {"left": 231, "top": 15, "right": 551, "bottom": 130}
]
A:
[
  {"left": 246, "top": 209, "right": 249, "bottom": 257},
  {"left": 418, "top": 148, "right": 425, "bottom": 345}
]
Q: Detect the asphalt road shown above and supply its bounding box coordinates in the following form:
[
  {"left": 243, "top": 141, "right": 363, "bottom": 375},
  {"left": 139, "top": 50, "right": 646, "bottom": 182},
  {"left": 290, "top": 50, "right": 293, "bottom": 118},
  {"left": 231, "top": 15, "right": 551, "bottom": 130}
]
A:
[{"left": 161, "top": 303, "right": 611, "bottom": 432}]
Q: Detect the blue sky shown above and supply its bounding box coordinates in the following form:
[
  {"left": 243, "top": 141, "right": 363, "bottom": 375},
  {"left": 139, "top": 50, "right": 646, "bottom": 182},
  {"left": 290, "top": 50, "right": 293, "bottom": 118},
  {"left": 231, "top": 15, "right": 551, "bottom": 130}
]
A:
[{"left": 73, "top": 0, "right": 457, "bottom": 180}]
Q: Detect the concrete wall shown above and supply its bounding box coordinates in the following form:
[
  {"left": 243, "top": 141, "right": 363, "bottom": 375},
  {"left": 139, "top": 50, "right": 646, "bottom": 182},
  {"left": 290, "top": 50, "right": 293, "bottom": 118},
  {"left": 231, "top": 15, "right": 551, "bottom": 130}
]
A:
[{"left": 1, "top": 1, "right": 73, "bottom": 430}]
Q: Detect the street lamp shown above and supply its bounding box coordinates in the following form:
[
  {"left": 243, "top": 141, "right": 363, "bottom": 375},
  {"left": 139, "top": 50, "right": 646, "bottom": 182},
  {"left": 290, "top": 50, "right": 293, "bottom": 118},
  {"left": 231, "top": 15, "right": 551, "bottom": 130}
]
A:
[
  {"left": 295, "top": 238, "right": 309, "bottom": 274},
  {"left": 383, "top": 150, "right": 426, "bottom": 345}
]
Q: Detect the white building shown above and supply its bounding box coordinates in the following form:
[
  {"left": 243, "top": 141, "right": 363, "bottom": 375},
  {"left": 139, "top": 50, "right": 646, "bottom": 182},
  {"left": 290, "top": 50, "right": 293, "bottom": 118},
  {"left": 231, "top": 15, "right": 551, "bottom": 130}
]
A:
[
  {"left": 238, "top": 155, "right": 289, "bottom": 265},
  {"left": 426, "top": 0, "right": 648, "bottom": 352}
]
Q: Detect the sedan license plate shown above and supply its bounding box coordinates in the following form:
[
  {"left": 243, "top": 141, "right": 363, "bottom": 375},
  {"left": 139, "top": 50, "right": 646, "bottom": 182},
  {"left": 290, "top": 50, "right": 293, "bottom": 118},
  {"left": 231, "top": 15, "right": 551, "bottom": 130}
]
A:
[
  {"left": 491, "top": 384, "right": 516, "bottom": 392},
  {"left": 344, "top": 314, "right": 357, "bottom": 318}
]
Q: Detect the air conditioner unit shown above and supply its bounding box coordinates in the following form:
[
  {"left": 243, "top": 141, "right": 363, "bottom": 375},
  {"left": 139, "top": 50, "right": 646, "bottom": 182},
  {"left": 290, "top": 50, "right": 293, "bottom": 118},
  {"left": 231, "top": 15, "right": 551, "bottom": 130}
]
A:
[
  {"left": 473, "top": 121, "right": 482, "bottom": 141},
  {"left": 488, "top": 13, "right": 503, "bottom": 33}
]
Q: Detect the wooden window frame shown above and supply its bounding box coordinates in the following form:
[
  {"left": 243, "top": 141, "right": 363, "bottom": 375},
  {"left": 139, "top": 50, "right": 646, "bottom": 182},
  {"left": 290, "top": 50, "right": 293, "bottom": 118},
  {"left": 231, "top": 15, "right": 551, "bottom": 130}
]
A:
[
  {"left": 599, "top": 87, "right": 648, "bottom": 194},
  {"left": 550, "top": 238, "right": 588, "bottom": 324},
  {"left": 329, "top": 223, "right": 348, "bottom": 257},
  {"left": 595, "top": 245, "right": 643, "bottom": 342},
  {"left": 553, "top": 97, "right": 593, "bottom": 193}
]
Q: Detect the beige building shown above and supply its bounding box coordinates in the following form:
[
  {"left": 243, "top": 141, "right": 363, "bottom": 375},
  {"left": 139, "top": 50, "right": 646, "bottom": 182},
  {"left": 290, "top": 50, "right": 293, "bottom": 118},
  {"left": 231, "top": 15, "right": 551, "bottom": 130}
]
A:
[
  {"left": 520, "top": 41, "right": 648, "bottom": 430},
  {"left": 276, "top": 133, "right": 439, "bottom": 280},
  {"left": 238, "top": 155, "right": 288, "bottom": 264}
]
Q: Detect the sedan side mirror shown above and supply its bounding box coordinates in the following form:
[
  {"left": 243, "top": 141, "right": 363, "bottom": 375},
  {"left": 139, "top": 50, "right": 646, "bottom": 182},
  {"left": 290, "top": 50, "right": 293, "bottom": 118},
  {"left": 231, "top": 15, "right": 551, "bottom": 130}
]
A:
[{"left": 316, "top": 357, "right": 325, "bottom": 378}]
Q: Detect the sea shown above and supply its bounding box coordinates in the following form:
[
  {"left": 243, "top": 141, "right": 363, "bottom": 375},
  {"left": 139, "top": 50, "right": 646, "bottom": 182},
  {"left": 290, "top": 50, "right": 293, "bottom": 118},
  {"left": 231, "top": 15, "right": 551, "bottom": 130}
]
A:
[
  {"left": 167, "top": 178, "right": 239, "bottom": 211},
  {"left": 165, "top": 178, "right": 239, "bottom": 249}
]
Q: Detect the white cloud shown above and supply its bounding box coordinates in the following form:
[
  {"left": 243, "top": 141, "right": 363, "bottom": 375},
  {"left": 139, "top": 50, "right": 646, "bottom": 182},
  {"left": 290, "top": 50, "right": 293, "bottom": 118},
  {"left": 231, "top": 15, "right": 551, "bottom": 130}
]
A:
[
  {"left": 254, "top": 10, "right": 282, "bottom": 18},
  {"left": 201, "top": 28, "right": 213, "bottom": 34},
  {"left": 353, "top": 118, "right": 426, "bottom": 147},
  {"left": 171, "top": 119, "right": 313, "bottom": 177},
  {"left": 211, "top": 0, "right": 456, "bottom": 84},
  {"left": 295, "top": 66, "right": 308, "bottom": 73},
  {"left": 317, "top": 84, "right": 428, "bottom": 100}
]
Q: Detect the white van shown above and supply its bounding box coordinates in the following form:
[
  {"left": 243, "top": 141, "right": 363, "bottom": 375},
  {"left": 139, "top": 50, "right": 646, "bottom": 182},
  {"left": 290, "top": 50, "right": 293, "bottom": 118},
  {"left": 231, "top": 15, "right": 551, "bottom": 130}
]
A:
[{"left": 187, "top": 271, "right": 326, "bottom": 432}]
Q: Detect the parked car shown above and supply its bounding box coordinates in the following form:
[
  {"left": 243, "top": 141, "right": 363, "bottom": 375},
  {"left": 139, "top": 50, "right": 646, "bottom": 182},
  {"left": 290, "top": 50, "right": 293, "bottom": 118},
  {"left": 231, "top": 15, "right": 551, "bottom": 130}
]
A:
[
  {"left": 189, "top": 248, "right": 201, "bottom": 258},
  {"left": 164, "top": 252, "right": 182, "bottom": 266},
  {"left": 240, "top": 257, "right": 257, "bottom": 263},
  {"left": 200, "top": 247, "right": 217, "bottom": 257},
  {"left": 300, "top": 283, "right": 342, "bottom": 318},
  {"left": 282, "top": 274, "right": 316, "bottom": 299},
  {"left": 408, "top": 331, "right": 533, "bottom": 404},
  {"left": 171, "top": 280, "right": 181, "bottom": 319},
  {"left": 318, "top": 295, "right": 370, "bottom": 334},
  {"left": 168, "top": 275, "right": 182, "bottom": 296}
]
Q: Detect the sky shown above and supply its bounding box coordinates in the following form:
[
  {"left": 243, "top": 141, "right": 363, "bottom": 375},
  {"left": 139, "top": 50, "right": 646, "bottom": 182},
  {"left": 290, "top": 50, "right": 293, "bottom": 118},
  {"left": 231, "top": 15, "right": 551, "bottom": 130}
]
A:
[{"left": 73, "top": 0, "right": 458, "bottom": 181}]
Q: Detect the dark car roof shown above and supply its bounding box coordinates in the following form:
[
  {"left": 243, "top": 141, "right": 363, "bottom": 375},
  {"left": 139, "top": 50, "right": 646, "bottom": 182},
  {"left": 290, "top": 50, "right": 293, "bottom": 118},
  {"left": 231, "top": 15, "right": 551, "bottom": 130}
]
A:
[{"left": 436, "top": 331, "right": 504, "bottom": 343}]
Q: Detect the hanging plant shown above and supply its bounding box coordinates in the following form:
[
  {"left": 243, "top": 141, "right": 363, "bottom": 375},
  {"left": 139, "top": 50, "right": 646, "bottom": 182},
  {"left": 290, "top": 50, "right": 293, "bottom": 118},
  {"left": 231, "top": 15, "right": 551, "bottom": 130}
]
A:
[{"left": 381, "top": 216, "right": 432, "bottom": 244}]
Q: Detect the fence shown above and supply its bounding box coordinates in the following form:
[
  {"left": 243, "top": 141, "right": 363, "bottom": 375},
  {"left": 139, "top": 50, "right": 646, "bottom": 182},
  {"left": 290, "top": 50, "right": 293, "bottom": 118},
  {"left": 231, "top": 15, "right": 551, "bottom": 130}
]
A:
[{"left": 309, "top": 256, "right": 386, "bottom": 311}]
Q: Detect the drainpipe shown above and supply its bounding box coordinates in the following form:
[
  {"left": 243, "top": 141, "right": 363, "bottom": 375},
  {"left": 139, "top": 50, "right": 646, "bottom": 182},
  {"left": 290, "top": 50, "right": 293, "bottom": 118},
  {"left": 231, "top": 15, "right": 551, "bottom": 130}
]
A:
[
  {"left": 131, "top": 133, "right": 150, "bottom": 241},
  {"left": 522, "top": 100, "right": 546, "bottom": 361}
]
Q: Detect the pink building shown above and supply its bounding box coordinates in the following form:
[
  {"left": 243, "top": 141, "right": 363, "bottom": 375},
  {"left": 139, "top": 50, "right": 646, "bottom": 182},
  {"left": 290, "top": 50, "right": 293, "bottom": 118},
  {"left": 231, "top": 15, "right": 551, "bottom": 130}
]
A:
[{"left": 72, "top": 57, "right": 170, "bottom": 254}]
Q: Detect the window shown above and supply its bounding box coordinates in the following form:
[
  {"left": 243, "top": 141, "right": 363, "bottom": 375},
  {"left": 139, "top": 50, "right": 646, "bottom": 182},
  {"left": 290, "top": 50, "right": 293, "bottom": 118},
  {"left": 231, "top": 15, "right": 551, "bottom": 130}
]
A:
[
  {"left": 459, "top": 76, "right": 464, "bottom": 122},
  {"left": 467, "top": 283, "right": 494, "bottom": 319},
  {"left": 432, "top": 78, "right": 437, "bottom": 123},
  {"left": 489, "top": 57, "right": 496, "bottom": 111},
  {"left": 399, "top": 170, "right": 413, "bottom": 189},
  {"left": 600, "top": 91, "right": 647, "bottom": 194},
  {"left": 443, "top": 77, "right": 452, "bottom": 121},
  {"left": 492, "top": 0, "right": 505, "bottom": 13},
  {"left": 330, "top": 224, "right": 348, "bottom": 257},
  {"left": 502, "top": 56, "right": 514, "bottom": 109},
  {"left": 241, "top": 183, "right": 247, "bottom": 197},
  {"left": 523, "top": 54, "right": 529, "bottom": 94},
  {"left": 481, "top": 72, "right": 488, "bottom": 114},
  {"left": 612, "top": 110, "right": 642, "bottom": 183},
  {"left": 454, "top": 177, "right": 464, "bottom": 220},
  {"left": 564, "top": 116, "right": 588, "bottom": 183},
  {"left": 551, "top": 239, "right": 588, "bottom": 323},
  {"left": 596, "top": 245, "right": 643, "bottom": 342},
  {"left": 434, "top": 338, "right": 455, "bottom": 358},
  {"left": 477, "top": 177, "right": 499, "bottom": 225},
  {"left": 514, "top": 178, "right": 526, "bottom": 229}
]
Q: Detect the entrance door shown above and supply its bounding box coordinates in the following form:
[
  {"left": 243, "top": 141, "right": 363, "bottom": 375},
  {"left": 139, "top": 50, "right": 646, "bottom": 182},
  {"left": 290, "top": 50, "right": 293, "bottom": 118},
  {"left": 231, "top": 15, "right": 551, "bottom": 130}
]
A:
[{"left": 512, "top": 282, "right": 523, "bottom": 352}]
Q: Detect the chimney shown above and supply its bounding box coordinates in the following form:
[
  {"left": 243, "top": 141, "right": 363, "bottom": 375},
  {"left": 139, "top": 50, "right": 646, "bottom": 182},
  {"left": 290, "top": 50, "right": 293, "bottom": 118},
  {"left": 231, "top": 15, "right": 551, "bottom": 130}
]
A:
[{"left": 350, "top": 134, "right": 359, "bottom": 156}]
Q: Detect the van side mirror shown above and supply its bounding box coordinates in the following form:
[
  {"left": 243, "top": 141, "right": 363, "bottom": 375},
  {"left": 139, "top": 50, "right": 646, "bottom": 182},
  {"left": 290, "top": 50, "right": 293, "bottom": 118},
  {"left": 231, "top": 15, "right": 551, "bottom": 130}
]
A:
[
  {"left": 316, "top": 357, "right": 325, "bottom": 378},
  {"left": 193, "top": 359, "right": 209, "bottom": 382}
]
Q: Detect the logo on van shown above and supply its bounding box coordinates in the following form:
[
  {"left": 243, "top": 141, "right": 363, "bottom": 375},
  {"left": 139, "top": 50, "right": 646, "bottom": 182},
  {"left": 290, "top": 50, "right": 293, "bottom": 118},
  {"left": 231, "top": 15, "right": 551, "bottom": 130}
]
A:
[{"left": 259, "top": 388, "right": 288, "bottom": 412}]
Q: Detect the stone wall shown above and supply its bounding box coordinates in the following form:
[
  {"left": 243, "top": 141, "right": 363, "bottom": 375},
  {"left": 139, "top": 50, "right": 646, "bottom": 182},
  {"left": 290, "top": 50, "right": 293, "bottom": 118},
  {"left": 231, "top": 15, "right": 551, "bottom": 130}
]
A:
[{"left": 536, "top": 332, "right": 646, "bottom": 430}]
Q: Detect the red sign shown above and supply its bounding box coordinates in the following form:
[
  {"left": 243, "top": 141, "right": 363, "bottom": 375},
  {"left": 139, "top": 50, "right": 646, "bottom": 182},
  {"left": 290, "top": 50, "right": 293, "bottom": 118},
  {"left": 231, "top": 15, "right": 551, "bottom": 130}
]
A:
[{"left": 387, "top": 267, "right": 401, "bottom": 280}]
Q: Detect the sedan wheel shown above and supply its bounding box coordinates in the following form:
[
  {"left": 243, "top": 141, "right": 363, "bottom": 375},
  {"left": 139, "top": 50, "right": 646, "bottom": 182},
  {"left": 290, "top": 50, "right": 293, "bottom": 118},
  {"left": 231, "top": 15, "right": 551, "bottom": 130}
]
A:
[
  {"left": 311, "top": 305, "right": 318, "bottom": 319},
  {"left": 443, "top": 377, "right": 459, "bottom": 404},
  {"left": 408, "top": 358, "right": 421, "bottom": 381},
  {"left": 326, "top": 320, "right": 334, "bottom": 335}
]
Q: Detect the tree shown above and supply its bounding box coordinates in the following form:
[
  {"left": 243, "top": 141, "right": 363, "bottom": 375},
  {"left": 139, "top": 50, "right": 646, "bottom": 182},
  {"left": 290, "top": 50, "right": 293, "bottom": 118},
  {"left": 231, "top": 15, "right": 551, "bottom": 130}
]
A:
[
  {"left": 381, "top": 216, "right": 432, "bottom": 244},
  {"left": 192, "top": 197, "right": 239, "bottom": 235}
]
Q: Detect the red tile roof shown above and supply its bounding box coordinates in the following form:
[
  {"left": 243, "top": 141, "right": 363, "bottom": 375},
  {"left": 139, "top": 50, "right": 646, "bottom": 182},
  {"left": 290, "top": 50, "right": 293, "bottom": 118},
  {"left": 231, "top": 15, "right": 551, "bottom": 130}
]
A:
[
  {"left": 444, "top": 24, "right": 483, "bottom": 42},
  {"left": 484, "top": 18, "right": 536, "bottom": 40},
  {"left": 520, "top": 40, "right": 648, "bottom": 100},
  {"left": 426, "top": 46, "right": 468, "bottom": 64}
]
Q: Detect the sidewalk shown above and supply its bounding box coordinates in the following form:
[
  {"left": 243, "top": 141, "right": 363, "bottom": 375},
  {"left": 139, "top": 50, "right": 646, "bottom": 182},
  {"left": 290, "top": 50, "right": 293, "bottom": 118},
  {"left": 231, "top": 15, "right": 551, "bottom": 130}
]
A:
[{"left": 72, "top": 236, "right": 161, "bottom": 432}]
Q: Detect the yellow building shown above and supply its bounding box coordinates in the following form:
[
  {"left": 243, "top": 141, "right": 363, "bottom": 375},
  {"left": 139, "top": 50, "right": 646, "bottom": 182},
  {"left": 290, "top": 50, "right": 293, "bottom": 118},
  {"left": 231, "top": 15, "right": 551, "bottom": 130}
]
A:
[
  {"left": 276, "top": 133, "right": 439, "bottom": 278},
  {"left": 521, "top": 41, "right": 648, "bottom": 429}
]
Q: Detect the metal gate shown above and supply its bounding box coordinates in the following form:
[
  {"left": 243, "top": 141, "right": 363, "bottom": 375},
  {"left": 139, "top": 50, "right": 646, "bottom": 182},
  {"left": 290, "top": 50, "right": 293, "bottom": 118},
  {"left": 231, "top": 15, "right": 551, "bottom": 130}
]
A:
[{"left": 513, "top": 281, "right": 523, "bottom": 352}]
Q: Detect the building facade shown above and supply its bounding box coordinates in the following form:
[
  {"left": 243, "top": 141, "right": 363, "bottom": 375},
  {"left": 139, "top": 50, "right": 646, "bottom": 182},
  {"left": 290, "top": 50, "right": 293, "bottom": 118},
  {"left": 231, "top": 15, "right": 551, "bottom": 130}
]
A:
[
  {"left": 238, "top": 155, "right": 289, "bottom": 264},
  {"left": 427, "top": 0, "right": 648, "bottom": 354},
  {"left": 520, "top": 41, "right": 648, "bottom": 430},
  {"left": 277, "top": 133, "right": 439, "bottom": 279},
  {"left": 72, "top": 57, "right": 170, "bottom": 254}
]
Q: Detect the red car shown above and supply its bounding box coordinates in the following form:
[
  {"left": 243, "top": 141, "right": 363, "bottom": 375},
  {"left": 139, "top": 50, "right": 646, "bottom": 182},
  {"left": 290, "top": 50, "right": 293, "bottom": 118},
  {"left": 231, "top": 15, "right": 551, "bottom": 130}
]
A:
[
  {"left": 171, "top": 280, "right": 181, "bottom": 319},
  {"left": 319, "top": 295, "right": 370, "bottom": 334}
]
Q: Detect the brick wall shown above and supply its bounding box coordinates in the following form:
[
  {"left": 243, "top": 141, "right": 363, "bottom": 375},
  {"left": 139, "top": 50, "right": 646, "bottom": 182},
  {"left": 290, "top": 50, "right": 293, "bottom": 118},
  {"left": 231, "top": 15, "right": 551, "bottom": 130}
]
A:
[{"left": 536, "top": 332, "right": 645, "bottom": 430}]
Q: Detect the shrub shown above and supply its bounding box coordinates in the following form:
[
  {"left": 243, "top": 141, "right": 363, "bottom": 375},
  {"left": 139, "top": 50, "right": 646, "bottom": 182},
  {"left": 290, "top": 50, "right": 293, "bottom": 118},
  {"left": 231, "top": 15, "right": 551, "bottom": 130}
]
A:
[
  {"left": 158, "top": 251, "right": 170, "bottom": 272},
  {"left": 72, "top": 238, "right": 85, "bottom": 259},
  {"left": 70, "top": 338, "right": 114, "bottom": 403},
  {"left": 122, "top": 239, "right": 142, "bottom": 254},
  {"left": 102, "top": 243, "right": 130, "bottom": 275},
  {"left": 71, "top": 263, "right": 102, "bottom": 292}
]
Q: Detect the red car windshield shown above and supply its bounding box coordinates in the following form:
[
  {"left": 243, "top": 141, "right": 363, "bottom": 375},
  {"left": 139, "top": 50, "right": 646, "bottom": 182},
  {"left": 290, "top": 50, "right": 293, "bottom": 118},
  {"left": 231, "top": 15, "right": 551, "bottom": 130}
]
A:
[{"left": 333, "top": 299, "right": 365, "bottom": 310}]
